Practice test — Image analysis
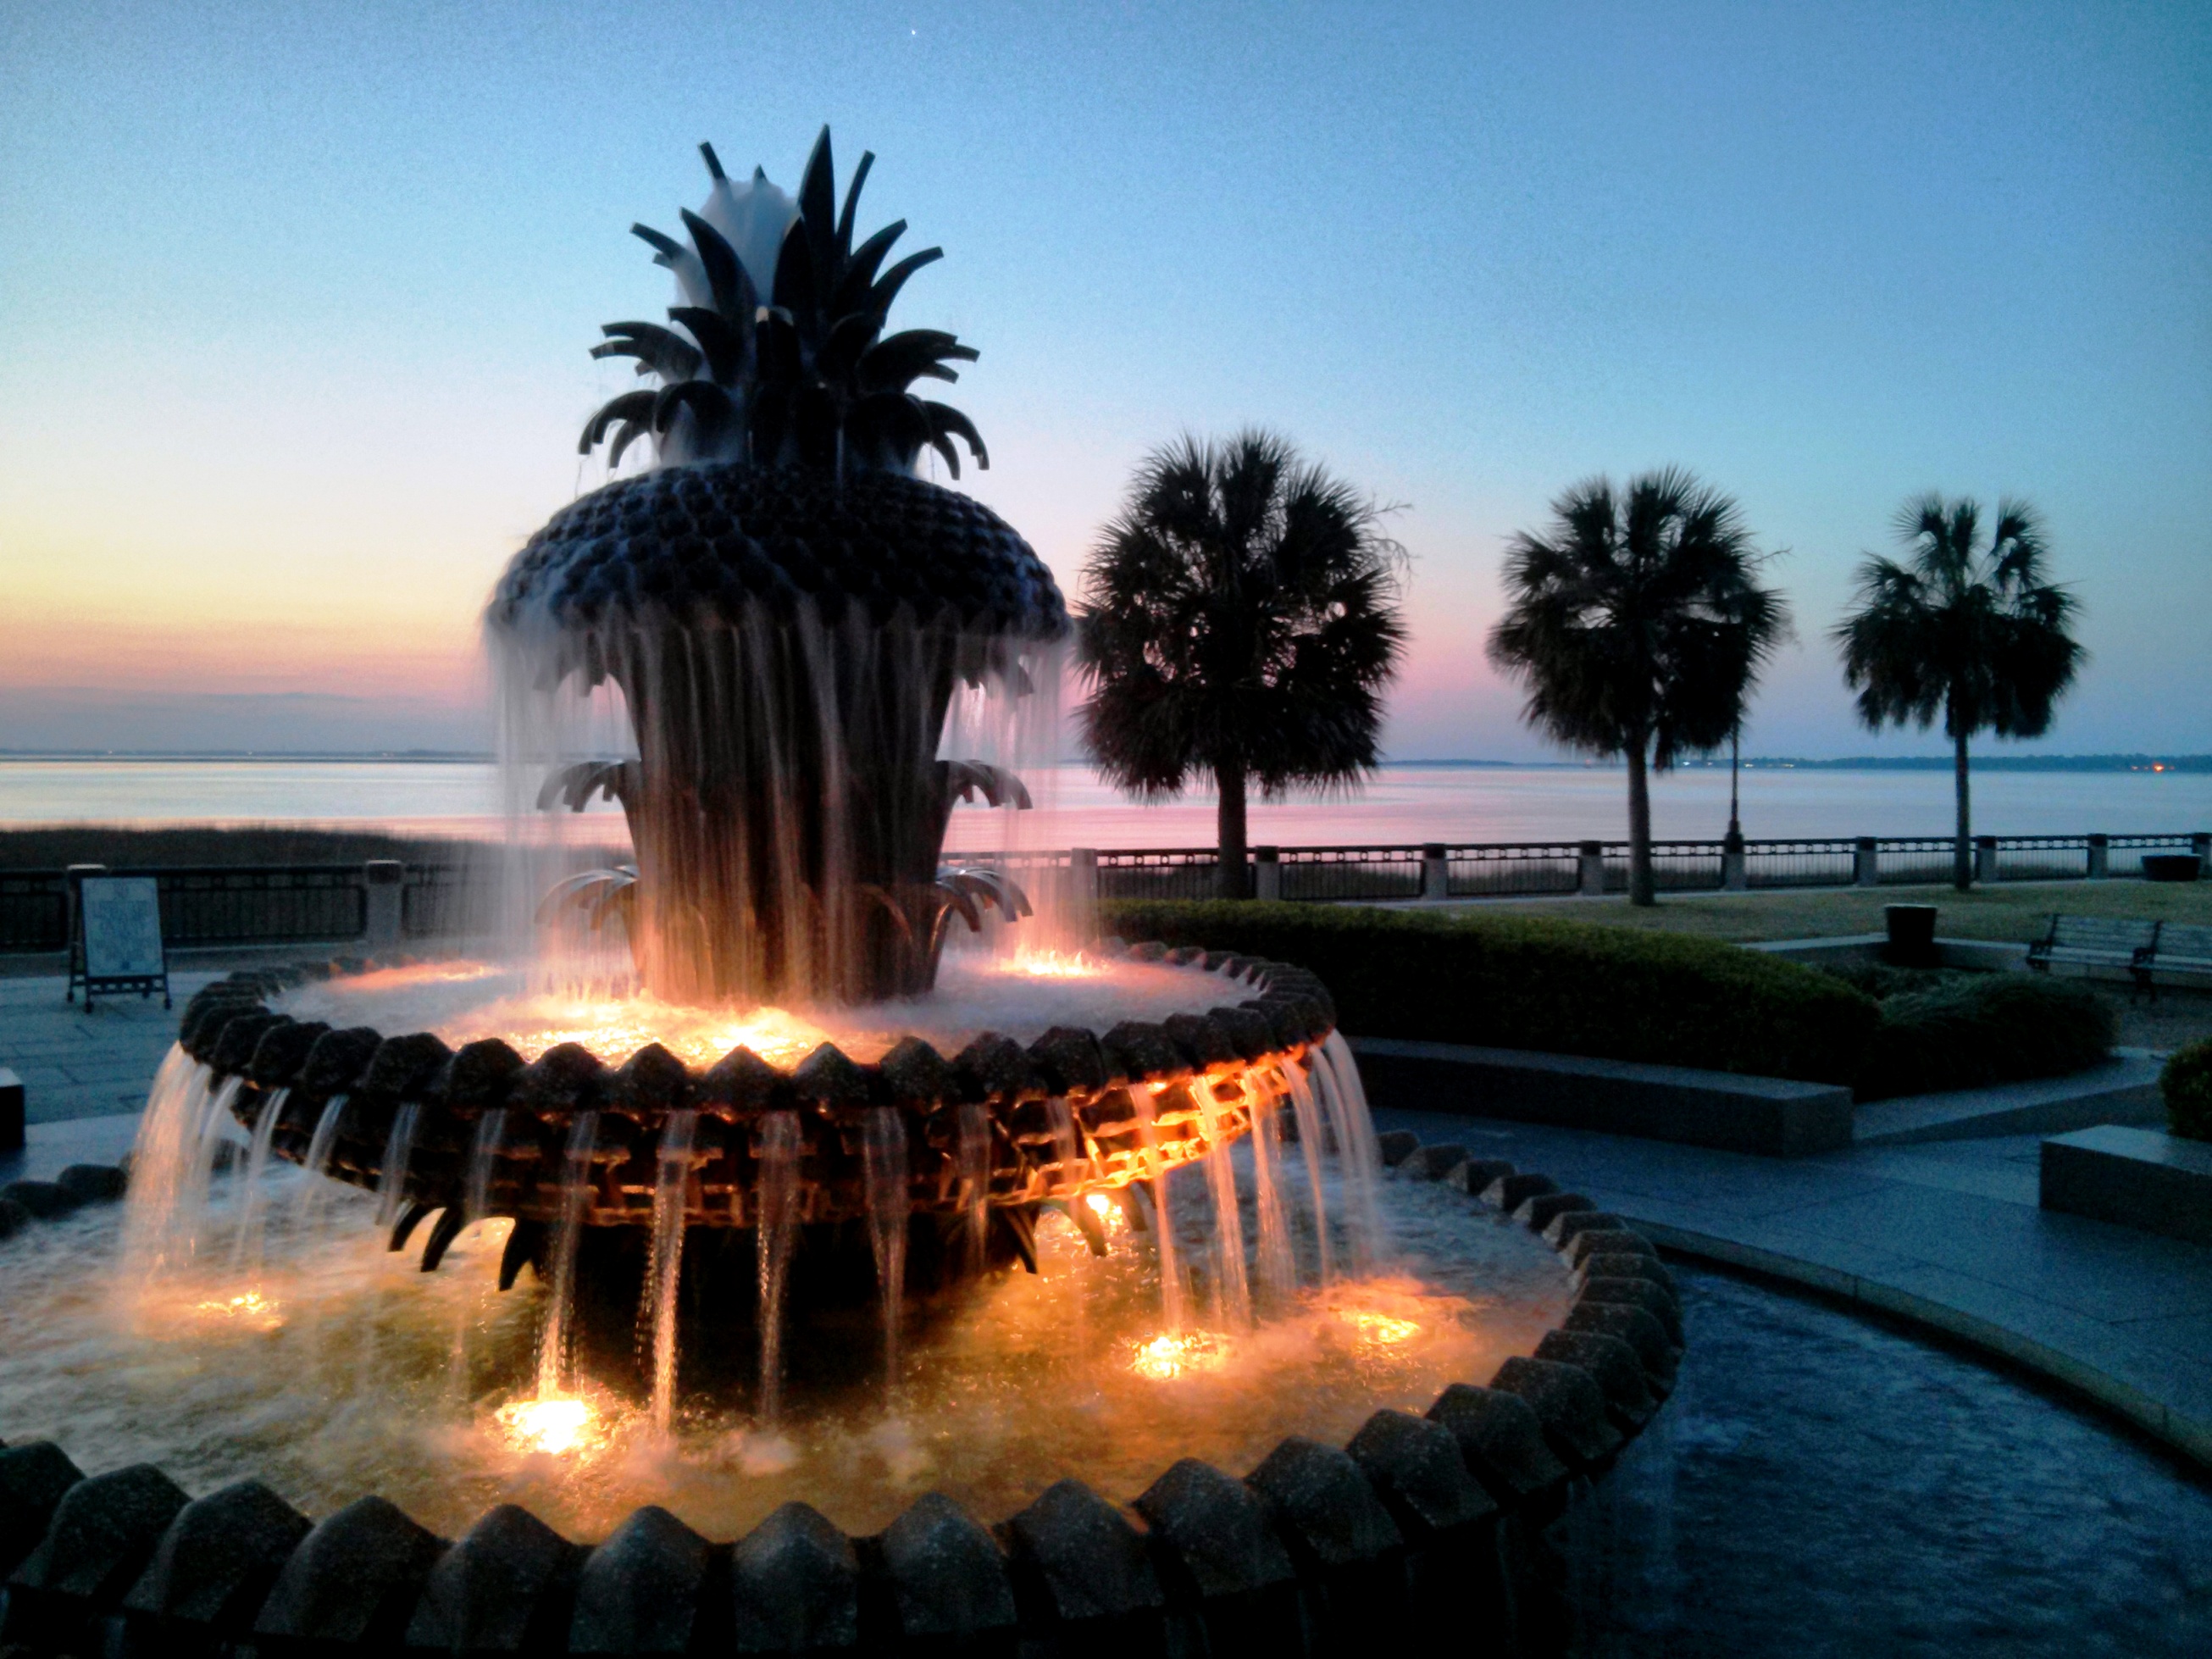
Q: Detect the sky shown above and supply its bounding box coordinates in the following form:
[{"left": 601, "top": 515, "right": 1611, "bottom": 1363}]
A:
[{"left": 2, "top": 1, "right": 2207, "bottom": 759}]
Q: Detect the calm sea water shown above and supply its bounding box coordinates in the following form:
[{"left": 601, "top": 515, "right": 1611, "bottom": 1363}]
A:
[{"left": 1, "top": 760, "right": 2205, "bottom": 848}]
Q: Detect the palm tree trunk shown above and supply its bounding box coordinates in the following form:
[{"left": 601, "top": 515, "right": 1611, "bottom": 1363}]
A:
[
  {"left": 1626, "top": 739, "right": 1655, "bottom": 907},
  {"left": 1953, "top": 730, "right": 1972, "bottom": 891},
  {"left": 1216, "top": 757, "right": 1250, "bottom": 900}
]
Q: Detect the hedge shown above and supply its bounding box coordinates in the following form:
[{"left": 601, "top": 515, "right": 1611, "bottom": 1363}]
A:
[
  {"left": 1100, "top": 900, "right": 1879, "bottom": 1085},
  {"left": 1850, "top": 971, "right": 2115, "bottom": 1101},
  {"left": 2165, "top": 1038, "right": 2212, "bottom": 1141}
]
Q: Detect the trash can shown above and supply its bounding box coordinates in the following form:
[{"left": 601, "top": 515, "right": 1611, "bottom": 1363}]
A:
[{"left": 1884, "top": 904, "right": 1939, "bottom": 968}]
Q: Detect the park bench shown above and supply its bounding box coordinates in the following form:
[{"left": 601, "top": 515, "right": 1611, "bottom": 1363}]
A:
[
  {"left": 2148, "top": 923, "right": 2212, "bottom": 995},
  {"left": 2027, "top": 914, "right": 2159, "bottom": 996}
]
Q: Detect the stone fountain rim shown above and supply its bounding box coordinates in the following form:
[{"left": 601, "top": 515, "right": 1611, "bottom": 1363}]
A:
[
  {"left": 177, "top": 939, "right": 1339, "bottom": 1127},
  {"left": 0, "top": 1129, "right": 1682, "bottom": 1656}
]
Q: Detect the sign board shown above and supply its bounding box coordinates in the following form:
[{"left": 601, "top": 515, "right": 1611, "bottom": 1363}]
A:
[{"left": 70, "top": 875, "right": 171, "bottom": 1009}]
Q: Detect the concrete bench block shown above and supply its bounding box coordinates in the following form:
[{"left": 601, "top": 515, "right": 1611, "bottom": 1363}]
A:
[
  {"left": 2040, "top": 1125, "right": 2212, "bottom": 1246},
  {"left": 1350, "top": 1037, "right": 1854, "bottom": 1157}
]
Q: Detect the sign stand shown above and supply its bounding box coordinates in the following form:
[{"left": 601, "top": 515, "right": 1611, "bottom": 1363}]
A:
[{"left": 69, "top": 874, "right": 171, "bottom": 1012}]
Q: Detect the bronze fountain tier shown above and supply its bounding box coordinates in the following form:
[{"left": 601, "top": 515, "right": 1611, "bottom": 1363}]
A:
[{"left": 176, "top": 943, "right": 1336, "bottom": 1285}]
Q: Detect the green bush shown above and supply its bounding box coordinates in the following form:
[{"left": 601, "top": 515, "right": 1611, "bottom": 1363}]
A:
[
  {"left": 1100, "top": 900, "right": 1879, "bottom": 1085},
  {"left": 1846, "top": 972, "right": 2115, "bottom": 1101},
  {"left": 2165, "top": 1039, "right": 2212, "bottom": 1141}
]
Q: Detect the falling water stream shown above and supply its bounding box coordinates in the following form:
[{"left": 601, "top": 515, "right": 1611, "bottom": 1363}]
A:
[
  {"left": 751, "top": 1111, "right": 801, "bottom": 1425},
  {"left": 859, "top": 1108, "right": 911, "bottom": 1401},
  {"left": 2, "top": 1045, "right": 1571, "bottom": 1542},
  {"left": 643, "top": 1109, "right": 698, "bottom": 1434},
  {"left": 536, "top": 1112, "right": 601, "bottom": 1399}
]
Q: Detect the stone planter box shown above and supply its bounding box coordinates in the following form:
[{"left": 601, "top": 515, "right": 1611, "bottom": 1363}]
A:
[
  {"left": 2040, "top": 1124, "right": 2212, "bottom": 1246},
  {"left": 1347, "top": 1037, "right": 1854, "bottom": 1157}
]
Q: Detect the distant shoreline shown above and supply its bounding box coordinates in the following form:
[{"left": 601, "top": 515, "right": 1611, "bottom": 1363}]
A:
[{"left": 2, "top": 752, "right": 2206, "bottom": 774}]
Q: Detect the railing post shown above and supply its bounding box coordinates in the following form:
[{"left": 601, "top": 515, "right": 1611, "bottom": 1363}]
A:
[
  {"left": 1253, "top": 846, "right": 1281, "bottom": 902},
  {"left": 2194, "top": 832, "right": 2210, "bottom": 864},
  {"left": 2086, "top": 834, "right": 2109, "bottom": 879},
  {"left": 1421, "top": 843, "right": 1450, "bottom": 902},
  {"left": 1577, "top": 841, "right": 1605, "bottom": 897},
  {"left": 1854, "top": 838, "right": 1879, "bottom": 887},
  {"left": 1975, "top": 835, "right": 2000, "bottom": 885},
  {"left": 1069, "top": 847, "right": 1098, "bottom": 910},
  {"left": 1721, "top": 832, "right": 1748, "bottom": 892},
  {"left": 363, "top": 860, "right": 405, "bottom": 948},
  {"left": 62, "top": 863, "right": 108, "bottom": 996}
]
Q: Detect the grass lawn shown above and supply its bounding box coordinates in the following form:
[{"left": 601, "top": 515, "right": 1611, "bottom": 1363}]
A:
[{"left": 1443, "top": 879, "right": 2212, "bottom": 946}]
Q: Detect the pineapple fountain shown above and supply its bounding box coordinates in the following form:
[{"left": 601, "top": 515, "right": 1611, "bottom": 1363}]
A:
[{"left": 0, "top": 132, "right": 1683, "bottom": 1659}]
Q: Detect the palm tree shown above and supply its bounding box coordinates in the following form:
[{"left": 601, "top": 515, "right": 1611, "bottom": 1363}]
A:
[
  {"left": 1075, "top": 432, "right": 1406, "bottom": 899},
  {"left": 1835, "top": 496, "right": 2082, "bottom": 891},
  {"left": 1488, "top": 469, "right": 1789, "bottom": 907}
]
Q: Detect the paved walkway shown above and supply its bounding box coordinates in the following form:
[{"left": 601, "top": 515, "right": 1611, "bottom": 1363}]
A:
[
  {"left": 0, "top": 970, "right": 223, "bottom": 1123},
  {"left": 4, "top": 968, "right": 2206, "bottom": 1475},
  {"left": 1372, "top": 1104, "right": 2212, "bottom": 1470}
]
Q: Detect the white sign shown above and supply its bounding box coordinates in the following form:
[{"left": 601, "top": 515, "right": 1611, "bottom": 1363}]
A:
[{"left": 80, "top": 877, "right": 166, "bottom": 979}]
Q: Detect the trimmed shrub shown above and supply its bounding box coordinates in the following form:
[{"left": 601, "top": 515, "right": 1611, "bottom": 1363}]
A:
[
  {"left": 2165, "top": 1039, "right": 2212, "bottom": 1142},
  {"left": 1100, "top": 900, "right": 1879, "bottom": 1085},
  {"left": 1851, "top": 972, "right": 2115, "bottom": 1101}
]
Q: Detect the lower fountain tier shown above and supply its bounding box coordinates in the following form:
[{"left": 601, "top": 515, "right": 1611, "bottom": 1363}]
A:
[
  {"left": 174, "top": 942, "right": 1339, "bottom": 1245},
  {"left": 224, "top": 1059, "right": 1294, "bottom": 1240}
]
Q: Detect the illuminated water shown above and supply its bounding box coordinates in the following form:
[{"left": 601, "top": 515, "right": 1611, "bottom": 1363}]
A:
[
  {"left": 0, "top": 1124, "right": 1567, "bottom": 1542},
  {"left": 3, "top": 760, "right": 2205, "bottom": 846}
]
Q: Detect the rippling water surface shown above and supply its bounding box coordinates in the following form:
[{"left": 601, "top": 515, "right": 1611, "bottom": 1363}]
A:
[
  {"left": 1580, "top": 1265, "right": 2212, "bottom": 1656},
  {"left": 2, "top": 760, "right": 2206, "bottom": 846}
]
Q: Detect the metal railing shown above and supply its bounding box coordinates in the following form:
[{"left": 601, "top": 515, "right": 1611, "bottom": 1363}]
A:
[
  {"left": 0, "top": 830, "right": 2203, "bottom": 952},
  {"left": 1444, "top": 843, "right": 1582, "bottom": 897}
]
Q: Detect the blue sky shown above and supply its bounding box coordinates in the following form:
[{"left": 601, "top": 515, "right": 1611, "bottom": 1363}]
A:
[{"left": 2, "top": 1, "right": 2206, "bottom": 756}]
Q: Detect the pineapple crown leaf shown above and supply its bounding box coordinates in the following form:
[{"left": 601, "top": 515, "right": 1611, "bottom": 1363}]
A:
[{"left": 582, "top": 127, "right": 987, "bottom": 476}]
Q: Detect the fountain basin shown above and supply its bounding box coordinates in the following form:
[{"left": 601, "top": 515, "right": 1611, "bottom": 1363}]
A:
[
  {"left": 175, "top": 942, "right": 1337, "bottom": 1240},
  {"left": 0, "top": 1129, "right": 1682, "bottom": 1658}
]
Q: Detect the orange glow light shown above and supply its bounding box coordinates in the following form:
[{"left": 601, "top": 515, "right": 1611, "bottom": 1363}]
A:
[
  {"left": 1342, "top": 1309, "right": 1422, "bottom": 1346},
  {"left": 193, "top": 1290, "right": 283, "bottom": 1329},
  {"left": 496, "top": 1397, "right": 595, "bottom": 1456},
  {"left": 1005, "top": 950, "right": 1101, "bottom": 979},
  {"left": 1130, "top": 1331, "right": 1227, "bottom": 1381},
  {"left": 452, "top": 997, "right": 832, "bottom": 1069}
]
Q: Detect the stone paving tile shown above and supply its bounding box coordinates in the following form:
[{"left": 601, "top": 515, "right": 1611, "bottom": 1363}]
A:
[
  {"left": 0, "top": 971, "right": 219, "bottom": 1124},
  {"left": 1774, "top": 1184, "right": 2212, "bottom": 1324},
  {"left": 1871, "top": 1258, "right": 2212, "bottom": 1426}
]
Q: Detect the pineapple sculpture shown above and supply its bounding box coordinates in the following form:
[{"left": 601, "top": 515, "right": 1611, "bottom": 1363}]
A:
[{"left": 490, "top": 129, "right": 1067, "bottom": 1005}]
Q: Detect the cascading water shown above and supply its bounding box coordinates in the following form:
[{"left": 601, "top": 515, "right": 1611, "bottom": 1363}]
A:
[
  {"left": 1282, "top": 1060, "right": 1335, "bottom": 1286},
  {"left": 859, "top": 1107, "right": 911, "bottom": 1399},
  {"left": 955, "top": 1101, "right": 990, "bottom": 1275},
  {"left": 1132, "top": 1085, "right": 1187, "bottom": 1333},
  {"left": 374, "top": 1101, "right": 419, "bottom": 1230},
  {"left": 1194, "top": 1081, "right": 1251, "bottom": 1329},
  {"left": 751, "top": 1110, "right": 801, "bottom": 1424},
  {"left": 462, "top": 1108, "right": 505, "bottom": 1227},
  {"left": 643, "top": 1108, "right": 698, "bottom": 1433},
  {"left": 1248, "top": 1097, "right": 1297, "bottom": 1310},
  {"left": 231, "top": 1085, "right": 289, "bottom": 1270},
  {"left": 536, "top": 1112, "right": 600, "bottom": 1401}
]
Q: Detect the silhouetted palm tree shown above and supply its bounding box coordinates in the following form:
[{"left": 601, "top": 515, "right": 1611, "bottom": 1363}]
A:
[
  {"left": 1076, "top": 432, "right": 1406, "bottom": 899},
  {"left": 1836, "top": 496, "right": 2082, "bottom": 891},
  {"left": 1489, "top": 469, "right": 1789, "bottom": 907}
]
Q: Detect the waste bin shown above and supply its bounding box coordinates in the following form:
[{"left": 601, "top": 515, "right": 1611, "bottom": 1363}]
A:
[{"left": 1884, "top": 904, "right": 1939, "bottom": 968}]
